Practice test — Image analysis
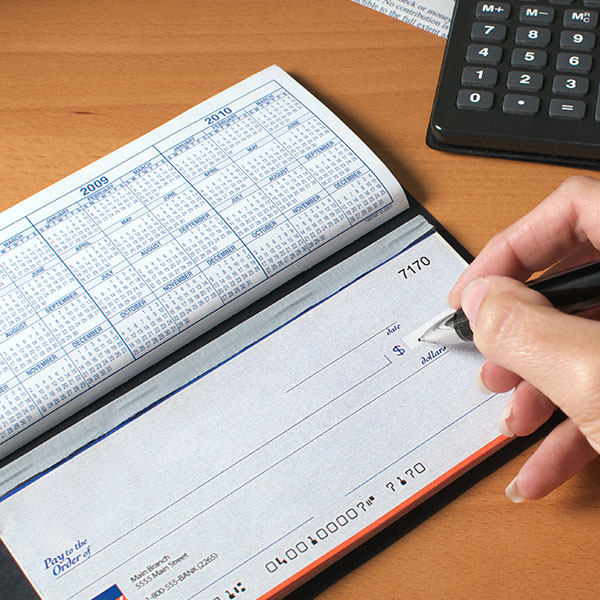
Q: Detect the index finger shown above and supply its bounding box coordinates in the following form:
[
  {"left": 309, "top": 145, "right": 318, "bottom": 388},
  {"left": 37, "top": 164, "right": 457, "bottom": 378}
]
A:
[{"left": 448, "top": 175, "right": 600, "bottom": 308}]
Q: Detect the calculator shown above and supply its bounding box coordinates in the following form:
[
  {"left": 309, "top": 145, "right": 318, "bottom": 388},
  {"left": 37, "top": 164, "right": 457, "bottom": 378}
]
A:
[{"left": 427, "top": 0, "right": 600, "bottom": 169}]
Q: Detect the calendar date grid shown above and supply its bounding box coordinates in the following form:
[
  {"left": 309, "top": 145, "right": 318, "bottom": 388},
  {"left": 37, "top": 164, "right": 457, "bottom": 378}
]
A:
[{"left": 0, "top": 79, "right": 395, "bottom": 445}]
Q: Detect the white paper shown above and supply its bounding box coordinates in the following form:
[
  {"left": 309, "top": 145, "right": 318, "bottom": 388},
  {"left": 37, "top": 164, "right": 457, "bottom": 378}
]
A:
[
  {"left": 0, "top": 230, "right": 509, "bottom": 600},
  {"left": 0, "top": 65, "right": 407, "bottom": 458},
  {"left": 353, "top": 0, "right": 454, "bottom": 38}
]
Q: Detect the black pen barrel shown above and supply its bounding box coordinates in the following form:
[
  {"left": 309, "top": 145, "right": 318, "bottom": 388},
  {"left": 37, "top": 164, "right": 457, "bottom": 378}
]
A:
[{"left": 529, "top": 261, "right": 600, "bottom": 314}]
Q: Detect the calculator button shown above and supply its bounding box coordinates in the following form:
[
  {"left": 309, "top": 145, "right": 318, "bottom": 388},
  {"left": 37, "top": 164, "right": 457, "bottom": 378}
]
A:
[
  {"left": 560, "top": 30, "right": 596, "bottom": 50},
  {"left": 471, "top": 22, "right": 507, "bottom": 41},
  {"left": 502, "top": 94, "right": 541, "bottom": 114},
  {"left": 519, "top": 5, "right": 555, "bottom": 24},
  {"left": 556, "top": 52, "right": 593, "bottom": 72},
  {"left": 548, "top": 99, "right": 586, "bottom": 118},
  {"left": 550, "top": 0, "right": 576, "bottom": 4},
  {"left": 515, "top": 26, "right": 551, "bottom": 46},
  {"left": 506, "top": 70, "right": 544, "bottom": 90},
  {"left": 563, "top": 9, "right": 598, "bottom": 28},
  {"left": 584, "top": 0, "right": 600, "bottom": 7},
  {"left": 552, "top": 75, "right": 590, "bottom": 96},
  {"left": 475, "top": 2, "right": 511, "bottom": 21},
  {"left": 511, "top": 48, "right": 548, "bottom": 68},
  {"left": 595, "top": 83, "right": 600, "bottom": 120},
  {"left": 457, "top": 89, "right": 494, "bottom": 110},
  {"left": 466, "top": 44, "right": 503, "bottom": 64},
  {"left": 461, "top": 66, "right": 499, "bottom": 87}
]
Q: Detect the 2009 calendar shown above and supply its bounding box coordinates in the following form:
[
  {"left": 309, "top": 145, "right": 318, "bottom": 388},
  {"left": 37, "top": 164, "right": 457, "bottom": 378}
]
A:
[{"left": 0, "top": 65, "right": 407, "bottom": 458}]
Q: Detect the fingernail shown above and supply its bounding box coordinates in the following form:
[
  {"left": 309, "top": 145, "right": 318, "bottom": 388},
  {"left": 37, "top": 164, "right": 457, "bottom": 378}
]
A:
[
  {"left": 499, "top": 398, "right": 515, "bottom": 438},
  {"left": 505, "top": 475, "right": 525, "bottom": 503},
  {"left": 477, "top": 367, "right": 492, "bottom": 395},
  {"left": 461, "top": 278, "right": 489, "bottom": 323}
]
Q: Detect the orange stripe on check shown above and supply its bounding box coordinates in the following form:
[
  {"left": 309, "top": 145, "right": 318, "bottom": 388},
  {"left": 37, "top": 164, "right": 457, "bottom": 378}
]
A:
[{"left": 258, "top": 435, "right": 508, "bottom": 600}]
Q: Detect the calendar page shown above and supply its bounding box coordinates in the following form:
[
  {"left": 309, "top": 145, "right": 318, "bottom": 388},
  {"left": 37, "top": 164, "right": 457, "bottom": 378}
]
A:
[
  {"left": 0, "top": 65, "right": 407, "bottom": 458},
  {"left": 0, "top": 229, "right": 510, "bottom": 600}
]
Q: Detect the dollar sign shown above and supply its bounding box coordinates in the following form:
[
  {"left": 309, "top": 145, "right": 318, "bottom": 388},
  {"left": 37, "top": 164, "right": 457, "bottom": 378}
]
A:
[{"left": 392, "top": 345, "right": 405, "bottom": 356}]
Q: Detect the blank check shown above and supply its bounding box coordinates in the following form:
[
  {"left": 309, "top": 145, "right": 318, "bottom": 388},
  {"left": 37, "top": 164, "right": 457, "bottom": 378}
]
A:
[{"left": 0, "top": 229, "right": 509, "bottom": 600}]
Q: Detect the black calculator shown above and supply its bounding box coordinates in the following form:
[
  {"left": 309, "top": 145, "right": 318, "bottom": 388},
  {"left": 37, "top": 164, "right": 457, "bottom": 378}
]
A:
[{"left": 427, "top": 0, "right": 600, "bottom": 169}]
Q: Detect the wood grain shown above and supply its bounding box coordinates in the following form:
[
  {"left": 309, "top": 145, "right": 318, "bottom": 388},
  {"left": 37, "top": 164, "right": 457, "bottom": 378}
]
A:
[{"left": 1, "top": 1, "right": 599, "bottom": 598}]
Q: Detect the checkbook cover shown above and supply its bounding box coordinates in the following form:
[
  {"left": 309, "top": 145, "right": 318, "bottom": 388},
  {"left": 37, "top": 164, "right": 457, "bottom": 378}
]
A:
[{"left": 0, "top": 64, "right": 517, "bottom": 600}]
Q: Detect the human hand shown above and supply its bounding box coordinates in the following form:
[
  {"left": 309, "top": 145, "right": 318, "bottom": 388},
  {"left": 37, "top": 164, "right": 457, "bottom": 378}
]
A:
[{"left": 447, "top": 176, "right": 600, "bottom": 502}]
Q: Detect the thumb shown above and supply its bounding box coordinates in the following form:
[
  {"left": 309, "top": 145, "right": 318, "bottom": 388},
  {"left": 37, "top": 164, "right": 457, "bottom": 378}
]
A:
[{"left": 462, "top": 276, "right": 600, "bottom": 453}]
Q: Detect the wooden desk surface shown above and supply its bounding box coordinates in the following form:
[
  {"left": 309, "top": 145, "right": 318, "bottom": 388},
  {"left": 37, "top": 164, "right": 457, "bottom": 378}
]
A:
[{"left": 2, "top": 1, "right": 599, "bottom": 598}]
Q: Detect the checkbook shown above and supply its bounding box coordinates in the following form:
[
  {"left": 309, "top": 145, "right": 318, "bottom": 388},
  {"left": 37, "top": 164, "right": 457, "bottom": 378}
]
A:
[{"left": 0, "top": 66, "right": 511, "bottom": 600}]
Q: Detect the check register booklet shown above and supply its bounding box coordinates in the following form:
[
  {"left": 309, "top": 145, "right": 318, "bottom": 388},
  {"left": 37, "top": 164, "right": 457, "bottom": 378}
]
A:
[{"left": 0, "top": 66, "right": 509, "bottom": 600}]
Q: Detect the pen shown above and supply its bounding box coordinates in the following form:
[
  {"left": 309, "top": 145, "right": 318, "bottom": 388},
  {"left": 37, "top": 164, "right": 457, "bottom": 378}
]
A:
[{"left": 419, "top": 261, "right": 600, "bottom": 345}]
